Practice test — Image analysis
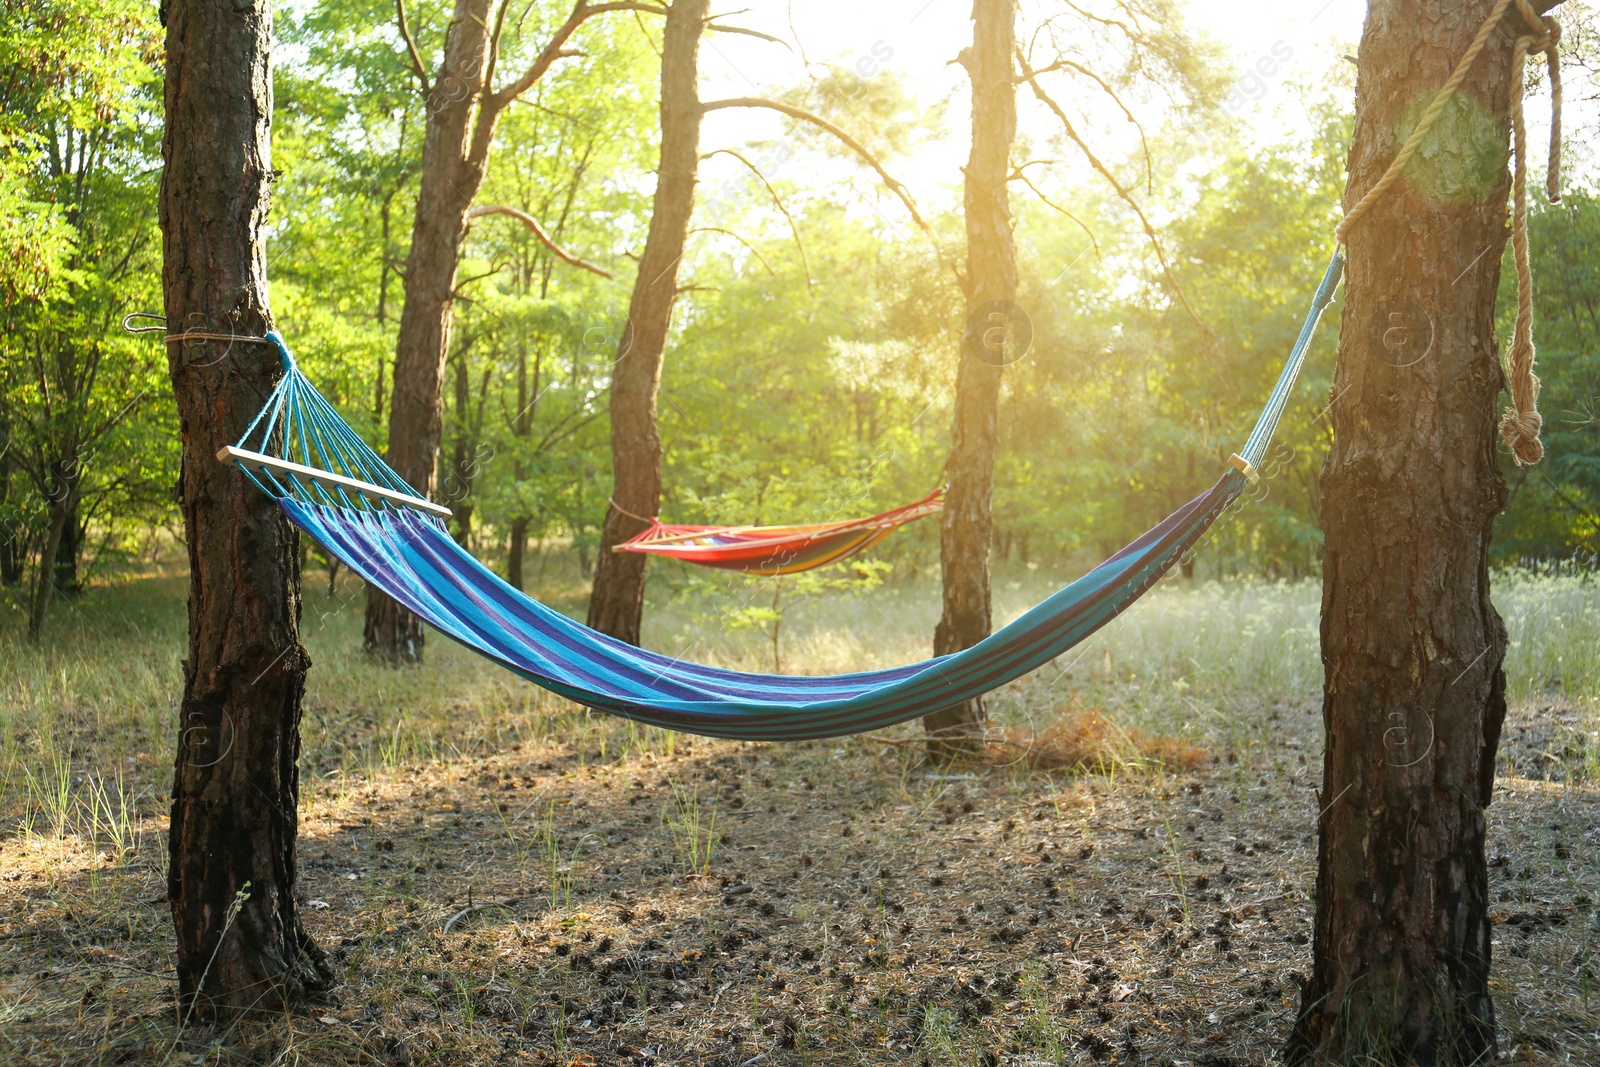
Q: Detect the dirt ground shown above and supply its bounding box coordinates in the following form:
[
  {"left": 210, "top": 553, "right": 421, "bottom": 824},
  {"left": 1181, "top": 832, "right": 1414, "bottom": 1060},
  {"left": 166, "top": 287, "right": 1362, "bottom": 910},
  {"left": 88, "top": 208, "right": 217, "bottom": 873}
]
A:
[{"left": 0, "top": 698, "right": 1595, "bottom": 1066}]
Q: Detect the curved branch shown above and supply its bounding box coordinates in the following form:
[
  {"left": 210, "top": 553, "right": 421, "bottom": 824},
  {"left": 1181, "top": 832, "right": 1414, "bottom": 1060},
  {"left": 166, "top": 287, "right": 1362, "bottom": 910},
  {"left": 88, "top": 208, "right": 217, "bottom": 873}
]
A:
[
  {"left": 1021, "top": 55, "right": 1153, "bottom": 194},
  {"left": 688, "top": 226, "right": 777, "bottom": 276},
  {"left": 1010, "top": 166, "right": 1101, "bottom": 259},
  {"left": 1016, "top": 54, "right": 1205, "bottom": 333},
  {"left": 395, "top": 0, "right": 432, "bottom": 94},
  {"left": 453, "top": 263, "right": 509, "bottom": 298},
  {"left": 703, "top": 148, "right": 812, "bottom": 286},
  {"left": 467, "top": 205, "right": 612, "bottom": 278},
  {"left": 705, "top": 22, "right": 790, "bottom": 47},
  {"left": 634, "top": 8, "right": 663, "bottom": 59},
  {"left": 698, "top": 96, "right": 940, "bottom": 253},
  {"left": 533, "top": 407, "right": 604, "bottom": 455},
  {"left": 481, "top": 0, "right": 514, "bottom": 105},
  {"left": 1058, "top": 0, "right": 1145, "bottom": 48},
  {"left": 486, "top": 1, "right": 669, "bottom": 117}
]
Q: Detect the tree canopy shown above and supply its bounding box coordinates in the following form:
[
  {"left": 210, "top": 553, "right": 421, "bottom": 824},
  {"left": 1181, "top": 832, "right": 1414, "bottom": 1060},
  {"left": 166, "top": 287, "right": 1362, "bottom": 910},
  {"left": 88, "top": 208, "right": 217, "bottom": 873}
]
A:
[{"left": 2, "top": 0, "right": 1596, "bottom": 636}]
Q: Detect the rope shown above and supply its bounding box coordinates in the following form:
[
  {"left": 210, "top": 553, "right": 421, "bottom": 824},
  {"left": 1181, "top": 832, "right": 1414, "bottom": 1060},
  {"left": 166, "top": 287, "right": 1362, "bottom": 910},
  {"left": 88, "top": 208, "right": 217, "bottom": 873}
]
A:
[
  {"left": 1335, "top": 0, "right": 1515, "bottom": 243},
  {"left": 1337, "top": 0, "right": 1561, "bottom": 467},
  {"left": 1500, "top": 0, "right": 1562, "bottom": 465},
  {"left": 121, "top": 312, "right": 167, "bottom": 335},
  {"left": 165, "top": 330, "right": 274, "bottom": 346},
  {"left": 607, "top": 497, "right": 658, "bottom": 525},
  {"left": 216, "top": 332, "right": 434, "bottom": 517}
]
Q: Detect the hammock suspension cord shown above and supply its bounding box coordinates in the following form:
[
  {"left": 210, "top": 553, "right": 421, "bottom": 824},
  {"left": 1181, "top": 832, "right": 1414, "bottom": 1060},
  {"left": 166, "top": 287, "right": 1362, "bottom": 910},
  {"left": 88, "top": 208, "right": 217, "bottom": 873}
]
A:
[
  {"left": 606, "top": 497, "right": 657, "bottom": 526},
  {"left": 121, "top": 313, "right": 277, "bottom": 349}
]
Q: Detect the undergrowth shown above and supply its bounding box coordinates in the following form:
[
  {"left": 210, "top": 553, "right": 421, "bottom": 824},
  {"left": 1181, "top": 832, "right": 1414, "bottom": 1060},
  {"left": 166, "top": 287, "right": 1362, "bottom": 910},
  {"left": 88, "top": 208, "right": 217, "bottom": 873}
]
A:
[{"left": 2, "top": 562, "right": 1597, "bottom": 846}]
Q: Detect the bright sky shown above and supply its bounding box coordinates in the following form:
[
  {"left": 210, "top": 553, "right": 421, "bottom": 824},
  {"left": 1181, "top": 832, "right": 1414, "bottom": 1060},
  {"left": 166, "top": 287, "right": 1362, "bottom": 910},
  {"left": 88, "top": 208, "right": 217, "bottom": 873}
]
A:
[
  {"left": 699, "top": 0, "right": 1366, "bottom": 100},
  {"left": 691, "top": 0, "right": 1371, "bottom": 228},
  {"left": 690, "top": 0, "right": 1596, "bottom": 249}
]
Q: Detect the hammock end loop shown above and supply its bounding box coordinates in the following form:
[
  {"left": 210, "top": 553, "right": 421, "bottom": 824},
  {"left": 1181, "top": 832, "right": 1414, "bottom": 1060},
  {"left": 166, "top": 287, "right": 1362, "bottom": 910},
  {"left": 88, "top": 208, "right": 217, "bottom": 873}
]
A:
[
  {"left": 1228, "top": 454, "right": 1260, "bottom": 484},
  {"left": 265, "top": 330, "right": 296, "bottom": 373}
]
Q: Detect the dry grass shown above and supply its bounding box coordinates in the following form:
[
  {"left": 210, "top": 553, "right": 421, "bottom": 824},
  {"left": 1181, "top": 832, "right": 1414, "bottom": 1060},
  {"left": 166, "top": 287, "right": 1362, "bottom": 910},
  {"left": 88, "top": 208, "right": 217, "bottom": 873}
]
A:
[
  {"left": 984, "top": 699, "right": 1210, "bottom": 775},
  {"left": 0, "top": 561, "right": 1596, "bottom": 1066}
]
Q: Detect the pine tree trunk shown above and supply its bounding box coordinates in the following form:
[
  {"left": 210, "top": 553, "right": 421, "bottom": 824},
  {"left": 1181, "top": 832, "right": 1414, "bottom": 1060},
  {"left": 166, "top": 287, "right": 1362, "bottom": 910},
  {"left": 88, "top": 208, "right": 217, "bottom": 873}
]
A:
[
  {"left": 586, "top": 0, "right": 707, "bottom": 644},
  {"left": 160, "top": 0, "right": 333, "bottom": 1019},
  {"left": 926, "top": 0, "right": 1016, "bottom": 757},
  {"left": 1284, "top": 0, "right": 1551, "bottom": 1059},
  {"left": 364, "top": 0, "right": 494, "bottom": 664}
]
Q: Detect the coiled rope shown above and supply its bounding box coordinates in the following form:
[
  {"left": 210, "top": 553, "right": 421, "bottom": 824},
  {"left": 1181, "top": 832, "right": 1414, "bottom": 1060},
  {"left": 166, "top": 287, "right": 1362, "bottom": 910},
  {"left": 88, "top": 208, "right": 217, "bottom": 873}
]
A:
[{"left": 1337, "top": 0, "right": 1561, "bottom": 465}]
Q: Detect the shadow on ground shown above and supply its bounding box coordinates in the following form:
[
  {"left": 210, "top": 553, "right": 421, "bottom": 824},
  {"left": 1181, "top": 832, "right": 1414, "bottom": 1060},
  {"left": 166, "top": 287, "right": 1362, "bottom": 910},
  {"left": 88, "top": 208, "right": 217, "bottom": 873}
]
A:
[{"left": 1, "top": 701, "right": 1596, "bottom": 1066}]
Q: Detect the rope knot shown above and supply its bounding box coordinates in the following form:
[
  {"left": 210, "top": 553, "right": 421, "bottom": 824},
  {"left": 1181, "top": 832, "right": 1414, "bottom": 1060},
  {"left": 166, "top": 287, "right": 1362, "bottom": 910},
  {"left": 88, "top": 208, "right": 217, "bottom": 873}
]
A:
[
  {"left": 1513, "top": 0, "right": 1559, "bottom": 53},
  {"left": 1499, "top": 402, "right": 1544, "bottom": 465}
]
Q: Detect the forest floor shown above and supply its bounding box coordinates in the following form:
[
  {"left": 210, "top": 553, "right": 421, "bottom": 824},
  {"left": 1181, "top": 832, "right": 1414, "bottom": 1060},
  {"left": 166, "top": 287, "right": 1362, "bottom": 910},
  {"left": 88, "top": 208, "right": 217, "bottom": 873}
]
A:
[{"left": 0, "top": 565, "right": 1596, "bottom": 1066}]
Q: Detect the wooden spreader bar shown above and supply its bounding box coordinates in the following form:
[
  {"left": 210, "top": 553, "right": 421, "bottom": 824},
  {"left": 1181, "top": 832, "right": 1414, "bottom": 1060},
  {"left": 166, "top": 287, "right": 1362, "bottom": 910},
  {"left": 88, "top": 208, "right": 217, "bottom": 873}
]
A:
[{"left": 217, "top": 445, "right": 454, "bottom": 520}]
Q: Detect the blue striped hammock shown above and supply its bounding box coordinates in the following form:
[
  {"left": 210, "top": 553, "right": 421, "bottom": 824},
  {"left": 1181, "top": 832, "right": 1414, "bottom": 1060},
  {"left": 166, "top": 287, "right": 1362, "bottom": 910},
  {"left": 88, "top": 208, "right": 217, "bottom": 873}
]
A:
[{"left": 223, "top": 254, "right": 1343, "bottom": 741}]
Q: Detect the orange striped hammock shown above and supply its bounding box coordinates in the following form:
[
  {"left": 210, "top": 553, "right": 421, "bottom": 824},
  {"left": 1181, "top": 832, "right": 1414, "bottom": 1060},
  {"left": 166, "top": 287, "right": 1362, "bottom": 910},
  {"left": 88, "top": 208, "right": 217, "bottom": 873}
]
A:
[{"left": 613, "top": 490, "right": 944, "bottom": 576}]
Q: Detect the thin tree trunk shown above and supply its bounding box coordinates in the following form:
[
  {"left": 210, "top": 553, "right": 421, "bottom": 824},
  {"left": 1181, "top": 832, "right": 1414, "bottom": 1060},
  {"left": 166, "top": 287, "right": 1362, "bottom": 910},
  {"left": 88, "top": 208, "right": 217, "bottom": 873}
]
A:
[
  {"left": 160, "top": 0, "right": 332, "bottom": 1019},
  {"left": 377, "top": 189, "right": 393, "bottom": 329},
  {"left": 1285, "top": 0, "right": 1550, "bottom": 1059},
  {"left": 586, "top": 0, "right": 708, "bottom": 644},
  {"left": 54, "top": 508, "right": 79, "bottom": 591},
  {"left": 448, "top": 348, "right": 477, "bottom": 546},
  {"left": 364, "top": 0, "right": 629, "bottom": 660},
  {"left": 508, "top": 335, "right": 533, "bottom": 591},
  {"left": 926, "top": 0, "right": 1017, "bottom": 758},
  {"left": 508, "top": 515, "right": 530, "bottom": 590},
  {"left": 0, "top": 445, "right": 22, "bottom": 587},
  {"left": 0, "top": 527, "right": 20, "bottom": 586},
  {"left": 27, "top": 515, "right": 65, "bottom": 639},
  {"left": 52, "top": 495, "right": 80, "bottom": 595},
  {"left": 364, "top": 0, "right": 494, "bottom": 664},
  {"left": 26, "top": 463, "right": 77, "bottom": 640}
]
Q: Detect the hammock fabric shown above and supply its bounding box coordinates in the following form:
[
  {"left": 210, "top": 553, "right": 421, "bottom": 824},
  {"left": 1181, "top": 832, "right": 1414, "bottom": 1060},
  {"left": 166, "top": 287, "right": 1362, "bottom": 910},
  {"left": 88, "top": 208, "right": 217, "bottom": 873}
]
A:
[
  {"left": 223, "top": 252, "right": 1343, "bottom": 742},
  {"left": 613, "top": 490, "right": 945, "bottom": 575}
]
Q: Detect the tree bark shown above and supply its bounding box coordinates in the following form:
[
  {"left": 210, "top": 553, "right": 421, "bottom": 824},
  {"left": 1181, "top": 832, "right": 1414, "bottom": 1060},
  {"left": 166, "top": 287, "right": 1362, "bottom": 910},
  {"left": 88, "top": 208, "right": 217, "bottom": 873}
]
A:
[
  {"left": 25, "top": 458, "right": 78, "bottom": 640},
  {"left": 446, "top": 345, "right": 485, "bottom": 548},
  {"left": 926, "top": 0, "right": 1017, "bottom": 757},
  {"left": 160, "top": 0, "right": 333, "bottom": 1019},
  {"left": 364, "top": 0, "right": 639, "bottom": 660},
  {"left": 586, "top": 0, "right": 708, "bottom": 644},
  {"left": 0, "top": 511, "right": 20, "bottom": 585},
  {"left": 508, "top": 515, "right": 530, "bottom": 590},
  {"left": 0, "top": 443, "right": 22, "bottom": 587},
  {"left": 52, "top": 496, "right": 80, "bottom": 595},
  {"left": 1285, "top": 0, "right": 1545, "bottom": 1060},
  {"left": 363, "top": 0, "right": 495, "bottom": 663},
  {"left": 508, "top": 335, "right": 533, "bottom": 591}
]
